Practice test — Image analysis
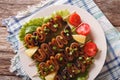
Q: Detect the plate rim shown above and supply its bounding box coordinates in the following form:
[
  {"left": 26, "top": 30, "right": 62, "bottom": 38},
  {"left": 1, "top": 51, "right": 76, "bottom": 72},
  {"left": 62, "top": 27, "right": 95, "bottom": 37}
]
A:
[{"left": 18, "top": 4, "right": 107, "bottom": 80}]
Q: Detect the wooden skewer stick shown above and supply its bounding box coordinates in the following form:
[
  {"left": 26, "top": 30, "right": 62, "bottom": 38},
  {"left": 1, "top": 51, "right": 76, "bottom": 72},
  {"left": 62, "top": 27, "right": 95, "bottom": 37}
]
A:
[
  {"left": 19, "top": 46, "right": 25, "bottom": 50},
  {"left": 32, "top": 71, "right": 40, "bottom": 77},
  {"left": 29, "top": 60, "right": 36, "bottom": 67}
]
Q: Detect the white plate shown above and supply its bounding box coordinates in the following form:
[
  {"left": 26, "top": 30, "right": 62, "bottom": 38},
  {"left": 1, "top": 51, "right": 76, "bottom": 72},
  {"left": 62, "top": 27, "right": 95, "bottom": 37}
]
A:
[{"left": 18, "top": 5, "right": 107, "bottom": 80}]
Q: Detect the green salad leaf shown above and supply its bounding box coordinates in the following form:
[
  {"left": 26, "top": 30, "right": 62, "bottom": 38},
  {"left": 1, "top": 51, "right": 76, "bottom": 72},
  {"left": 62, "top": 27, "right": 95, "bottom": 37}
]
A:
[
  {"left": 19, "top": 17, "right": 50, "bottom": 41},
  {"left": 51, "top": 9, "right": 70, "bottom": 18},
  {"left": 72, "top": 70, "right": 88, "bottom": 80}
]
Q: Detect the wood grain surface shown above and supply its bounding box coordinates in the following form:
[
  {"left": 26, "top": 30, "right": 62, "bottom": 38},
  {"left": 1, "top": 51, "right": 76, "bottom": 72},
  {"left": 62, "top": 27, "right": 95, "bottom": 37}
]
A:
[{"left": 0, "top": 0, "right": 120, "bottom": 80}]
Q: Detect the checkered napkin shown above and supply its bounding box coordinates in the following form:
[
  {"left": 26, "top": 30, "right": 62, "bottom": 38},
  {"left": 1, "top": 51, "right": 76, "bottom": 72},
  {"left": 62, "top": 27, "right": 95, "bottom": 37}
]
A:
[{"left": 2, "top": 0, "right": 120, "bottom": 80}]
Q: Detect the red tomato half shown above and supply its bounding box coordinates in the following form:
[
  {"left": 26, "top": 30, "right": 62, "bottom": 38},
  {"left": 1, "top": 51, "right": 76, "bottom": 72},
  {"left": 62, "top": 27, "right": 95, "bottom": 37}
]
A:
[
  {"left": 76, "top": 23, "right": 90, "bottom": 36},
  {"left": 69, "top": 12, "right": 81, "bottom": 27},
  {"left": 84, "top": 42, "right": 98, "bottom": 57}
]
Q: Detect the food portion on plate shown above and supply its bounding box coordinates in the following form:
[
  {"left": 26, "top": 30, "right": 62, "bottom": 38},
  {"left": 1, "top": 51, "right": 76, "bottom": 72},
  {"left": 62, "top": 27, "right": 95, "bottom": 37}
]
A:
[{"left": 19, "top": 9, "right": 98, "bottom": 80}]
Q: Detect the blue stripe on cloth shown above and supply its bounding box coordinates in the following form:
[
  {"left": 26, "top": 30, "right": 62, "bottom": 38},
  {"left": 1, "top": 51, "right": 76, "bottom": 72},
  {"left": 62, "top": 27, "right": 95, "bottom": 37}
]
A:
[
  {"left": 80, "top": 0, "right": 93, "bottom": 15},
  {"left": 105, "top": 61, "right": 116, "bottom": 79},
  {"left": 106, "top": 38, "right": 120, "bottom": 64},
  {"left": 96, "top": 38, "right": 120, "bottom": 80},
  {"left": 97, "top": 63, "right": 120, "bottom": 79},
  {"left": 12, "top": 17, "right": 22, "bottom": 33}
]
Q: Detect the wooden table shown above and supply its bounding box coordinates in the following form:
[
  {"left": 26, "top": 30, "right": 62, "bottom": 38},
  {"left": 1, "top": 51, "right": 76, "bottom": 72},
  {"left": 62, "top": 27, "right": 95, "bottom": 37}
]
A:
[{"left": 0, "top": 0, "right": 120, "bottom": 80}]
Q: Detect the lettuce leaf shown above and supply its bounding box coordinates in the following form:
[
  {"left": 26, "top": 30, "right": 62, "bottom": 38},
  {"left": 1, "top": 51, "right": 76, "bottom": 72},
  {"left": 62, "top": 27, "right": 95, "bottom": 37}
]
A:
[
  {"left": 51, "top": 9, "right": 70, "bottom": 18},
  {"left": 19, "top": 18, "right": 46, "bottom": 41},
  {"left": 72, "top": 70, "right": 88, "bottom": 80}
]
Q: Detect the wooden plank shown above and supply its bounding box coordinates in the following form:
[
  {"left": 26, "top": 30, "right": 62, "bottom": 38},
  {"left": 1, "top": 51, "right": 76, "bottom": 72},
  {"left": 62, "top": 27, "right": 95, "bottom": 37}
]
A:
[
  {"left": 0, "top": 27, "right": 13, "bottom": 52},
  {"left": 94, "top": 0, "right": 120, "bottom": 26},
  {"left": 0, "top": 75, "right": 22, "bottom": 80},
  {"left": 0, "top": 0, "right": 41, "bottom": 26},
  {"left": 116, "top": 27, "right": 120, "bottom": 31}
]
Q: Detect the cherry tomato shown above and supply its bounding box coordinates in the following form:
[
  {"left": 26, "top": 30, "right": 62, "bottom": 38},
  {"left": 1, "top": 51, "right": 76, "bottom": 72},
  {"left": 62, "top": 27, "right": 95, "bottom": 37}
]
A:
[
  {"left": 69, "top": 12, "right": 81, "bottom": 27},
  {"left": 76, "top": 23, "right": 90, "bottom": 36},
  {"left": 84, "top": 42, "right": 98, "bottom": 57}
]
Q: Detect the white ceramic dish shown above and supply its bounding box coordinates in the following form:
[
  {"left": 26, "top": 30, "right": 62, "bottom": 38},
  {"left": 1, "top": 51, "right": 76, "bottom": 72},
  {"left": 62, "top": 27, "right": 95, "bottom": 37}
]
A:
[{"left": 18, "top": 5, "right": 107, "bottom": 80}]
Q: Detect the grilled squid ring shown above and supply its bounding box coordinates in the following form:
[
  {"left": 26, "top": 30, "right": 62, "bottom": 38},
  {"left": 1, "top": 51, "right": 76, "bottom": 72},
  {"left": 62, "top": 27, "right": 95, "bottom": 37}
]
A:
[
  {"left": 46, "top": 22, "right": 57, "bottom": 32},
  {"left": 24, "top": 34, "right": 35, "bottom": 48},
  {"left": 33, "top": 49, "right": 46, "bottom": 62},
  {"left": 37, "top": 32, "right": 46, "bottom": 42},
  {"left": 70, "top": 42, "right": 80, "bottom": 58},
  {"left": 61, "top": 68, "right": 70, "bottom": 80},
  {"left": 66, "top": 64, "right": 79, "bottom": 78},
  {"left": 49, "top": 38, "right": 58, "bottom": 53},
  {"left": 50, "top": 56, "right": 59, "bottom": 71},
  {"left": 56, "top": 35, "right": 68, "bottom": 48},
  {"left": 33, "top": 31, "right": 46, "bottom": 43},
  {"left": 65, "top": 47, "right": 74, "bottom": 62},
  {"left": 41, "top": 43, "right": 54, "bottom": 59},
  {"left": 76, "top": 59, "right": 86, "bottom": 73},
  {"left": 54, "top": 74, "right": 63, "bottom": 80},
  {"left": 39, "top": 62, "right": 48, "bottom": 76},
  {"left": 55, "top": 53, "right": 66, "bottom": 66},
  {"left": 61, "top": 31, "right": 72, "bottom": 41},
  {"left": 36, "top": 27, "right": 43, "bottom": 34}
]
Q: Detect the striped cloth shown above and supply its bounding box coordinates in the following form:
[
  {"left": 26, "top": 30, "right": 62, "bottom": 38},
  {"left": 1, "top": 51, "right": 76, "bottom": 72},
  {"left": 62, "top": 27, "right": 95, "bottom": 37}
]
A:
[{"left": 2, "top": 0, "right": 120, "bottom": 80}]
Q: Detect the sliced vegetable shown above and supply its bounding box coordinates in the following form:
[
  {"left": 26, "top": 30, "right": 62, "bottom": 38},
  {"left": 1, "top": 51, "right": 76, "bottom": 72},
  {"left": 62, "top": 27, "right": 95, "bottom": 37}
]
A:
[
  {"left": 69, "top": 12, "right": 81, "bottom": 27},
  {"left": 76, "top": 23, "right": 90, "bottom": 36},
  {"left": 84, "top": 42, "right": 98, "bottom": 57},
  {"left": 25, "top": 47, "right": 38, "bottom": 57},
  {"left": 72, "top": 34, "right": 86, "bottom": 44},
  {"left": 45, "top": 72, "right": 57, "bottom": 80}
]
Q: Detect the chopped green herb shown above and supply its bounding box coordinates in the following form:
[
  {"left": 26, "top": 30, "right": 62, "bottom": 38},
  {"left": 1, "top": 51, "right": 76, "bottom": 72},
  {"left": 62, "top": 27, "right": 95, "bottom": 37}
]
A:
[
  {"left": 53, "top": 24, "right": 58, "bottom": 28},
  {"left": 66, "top": 33, "right": 70, "bottom": 36},
  {"left": 67, "top": 63, "right": 72, "bottom": 67},
  {"left": 59, "top": 57, "right": 63, "bottom": 61},
  {"left": 71, "top": 27, "right": 76, "bottom": 32},
  {"left": 49, "top": 65, "right": 54, "bottom": 70},
  {"left": 44, "top": 67, "right": 48, "bottom": 72},
  {"left": 79, "top": 57, "right": 83, "bottom": 60},
  {"left": 72, "top": 70, "right": 75, "bottom": 72},
  {"left": 69, "top": 52, "right": 73, "bottom": 55},
  {"left": 32, "top": 36, "right": 38, "bottom": 40},
  {"left": 70, "top": 75, "right": 73, "bottom": 78},
  {"left": 52, "top": 46, "right": 57, "bottom": 50},
  {"left": 77, "top": 70, "right": 81, "bottom": 73},
  {"left": 83, "top": 61, "right": 86, "bottom": 64},
  {"left": 64, "top": 29, "right": 69, "bottom": 33},
  {"left": 86, "top": 57, "right": 91, "bottom": 61},
  {"left": 40, "top": 76, "right": 45, "bottom": 80},
  {"left": 74, "top": 48, "right": 78, "bottom": 51},
  {"left": 92, "top": 59, "right": 95, "bottom": 62},
  {"left": 58, "top": 49, "right": 64, "bottom": 52},
  {"left": 44, "top": 28, "right": 50, "bottom": 32},
  {"left": 35, "top": 36, "right": 38, "bottom": 40},
  {"left": 63, "top": 75, "right": 66, "bottom": 79}
]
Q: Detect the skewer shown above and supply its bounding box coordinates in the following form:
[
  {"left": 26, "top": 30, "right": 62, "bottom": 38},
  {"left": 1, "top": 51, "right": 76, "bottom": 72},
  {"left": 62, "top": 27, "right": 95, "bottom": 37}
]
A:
[
  {"left": 19, "top": 46, "right": 25, "bottom": 50},
  {"left": 32, "top": 71, "right": 40, "bottom": 77},
  {"left": 29, "top": 60, "right": 36, "bottom": 67}
]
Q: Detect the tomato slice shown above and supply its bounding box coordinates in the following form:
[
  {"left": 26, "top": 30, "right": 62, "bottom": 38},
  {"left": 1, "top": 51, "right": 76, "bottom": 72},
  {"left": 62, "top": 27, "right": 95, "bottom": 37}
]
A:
[
  {"left": 69, "top": 12, "right": 81, "bottom": 27},
  {"left": 76, "top": 23, "right": 90, "bottom": 36},
  {"left": 84, "top": 42, "right": 98, "bottom": 57}
]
